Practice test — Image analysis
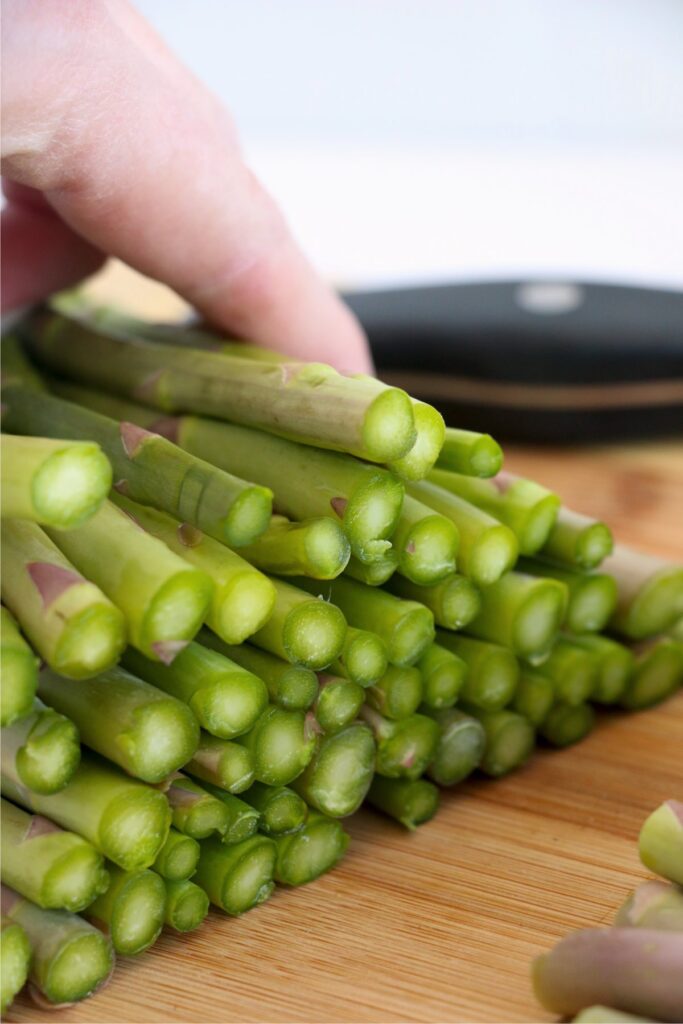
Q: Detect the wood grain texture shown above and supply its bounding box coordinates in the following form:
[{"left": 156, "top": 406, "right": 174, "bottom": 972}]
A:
[{"left": 9, "top": 266, "right": 682, "bottom": 1023}]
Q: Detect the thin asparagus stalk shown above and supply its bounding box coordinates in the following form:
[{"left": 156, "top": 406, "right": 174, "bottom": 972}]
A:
[
  {"left": 366, "top": 776, "right": 440, "bottom": 830},
  {"left": 2, "top": 752, "right": 172, "bottom": 870},
  {"left": 113, "top": 494, "right": 275, "bottom": 644},
  {"left": 193, "top": 834, "right": 276, "bottom": 915},
  {"left": 510, "top": 670, "right": 555, "bottom": 727},
  {"left": 435, "top": 632, "right": 520, "bottom": 711},
  {"left": 417, "top": 643, "right": 467, "bottom": 710},
  {"left": 333, "top": 626, "right": 388, "bottom": 687},
  {"left": 539, "top": 703, "right": 596, "bottom": 747},
  {"left": 407, "top": 480, "right": 518, "bottom": 586},
  {"left": 465, "top": 571, "right": 567, "bottom": 660},
  {"left": 387, "top": 399, "right": 445, "bottom": 481},
  {"left": 365, "top": 665, "right": 423, "bottom": 720},
  {"left": 248, "top": 577, "right": 347, "bottom": 670},
  {"left": 192, "top": 785, "right": 260, "bottom": 845},
  {"left": 361, "top": 707, "right": 440, "bottom": 780},
  {"left": 37, "top": 665, "right": 199, "bottom": 784},
  {"left": 0, "top": 799, "right": 109, "bottom": 912},
  {"left": 237, "top": 515, "right": 351, "bottom": 579},
  {"left": 185, "top": 733, "right": 256, "bottom": 794},
  {"left": 240, "top": 783, "right": 307, "bottom": 836},
  {"left": 163, "top": 878, "right": 209, "bottom": 932},
  {"left": 565, "top": 635, "right": 634, "bottom": 705},
  {"left": 391, "top": 494, "right": 459, "bottom": 586},
  {"left": 0, "top": 332, "right": 47, "bottom": 390},
  {"left": 314, "top": 674, "right": 365, "bottom": 732},
  {"left": 152, "top": 827, "right": 200, "bottom": 882},
  {"left": 47, "top": 500, "right": 214, "bottom": 661},
  {"left": 615, "top": 880, "right": 683, "bottom": 932},
  {"left": 1, "top": 885, "right": 114, "bottom": 1007},
  {"left": 619, "top": 637, "right": 683, "bottom": 710},
  {"left": 1, "top": 699, "right": 80, "bottom": 795},
  {"left": 572, "top": 1009, "right": 653, "bottom": 1023},
  {"left": 0, "top": 434, "right": 111, "bottom": 529},
  {"left": 461, "top": 706, "right": 535, "bottom": 776},
  {"left": 273, "top": 811, "right": 349, "bottom": 886},
  {"left": 86, "top": 864, "right": 166, "bottom": 956},
  {"left": 164, "top": 775, "right": 229, "bottom": 840},
  {"left": 237, "top": 706, "right": 317, "bottom": 786},
  {"left": 1, "top": 519, "right": 126, "bottom": 679},
  {"left": 388, "top": 572, "right": 481, "bottom": 630},
  {"left": 0, "top": 606, "right": 38, "bottom": 727},
  {"left": 199, "top": 638, "right": 317, "bottom": 712},
  {"left": 425, "top": 708, "right": 486, "bottom": 786},
  {"left": 541, "top": 506, "right": 614, "bottom": 569},
  {"left": 345, "top": 550, "right": 399, "bottom": 586},
  {"left": 541, "top": 638, "right": 599, "bottom": 705},
  {"left": 638, "top": 800, "right": 683, "bottom": 885},
  {"left": 604, "top": 545, "right": 683, "bottom": 639},
  {"left": 435, "top": 427, "right": 503, "bottom": 478},
  {"left": 291, "top": 723, "right": 376, "bottom": 817},
  {"left": 519, "top": 558, "right": 618, "bottom": 634},
  {"left": 1, "top": 913, "right": 31, "bottom": 1014}
]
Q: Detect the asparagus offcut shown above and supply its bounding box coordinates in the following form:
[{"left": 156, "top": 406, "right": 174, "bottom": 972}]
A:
[
  {"left": 464, "top": 570, "right": 567, "bottom": 660},
  {"left": 86, "top": 864, "right": 166, "bottom": 955},
  {"left": 425, "top": 708, "right": 486, "bottom": 786},
  {"left": 200, "top": 638, "right": 317, "bottom": 712},
  {"left": 248, "top": 577, "right": 347, "bottom": 670},
  {"left": 237, "top": 706, "right": 317, "bottom": 786},
  {"left": 0, "top": 606, "right": 38, "bottom": 727},
  {"left": 539, "top": 703, "right": 596, "bottom": 748},
  {"left": 435, "top": 427, "right": 503, "bottom": 478},
  {"left": 194, "top": 834, "right": 276, "bottom": 915},
  {"left": 391, "top": 494, "right": 459, "bottom": 586},
  {"left": 417, "top": 643, "right": 467, "bottom": 710},
  {"left": 274, "top": 811, "right": 349, "bottom": 886},
  {"left": 291, "top": 723, "right": 376, "bottom": 817},
  {"left": 240, "top": 783, "right": 307, "bottom": 836},
  {"left": 510, "top": 671, "right": 555, "bottom": 727},
  {"left": 238, "top": 515, "right": 350, "bottom": 579},
  {"left": 541, "top": 506, "right": 614, "bottom": 570},
  {"left": 1, "top": 698, "right": 80, "bottom": 795},
  {"left": 389, "top": 572, "right": 481, "bottom": 631},
  {"left": 462, "top": 707, "right": 535, "bottom": 777},
  {"left": 519, "top": 558, "right": 618, "bottom": 635},
  {"left": 361, "top": 707, "right": 439, "bottom": 780},
  {"left": 185, "top": 733, "right": 256, "bottom": 794},
  {"left": 436, "top": 632, "right": 519, "bottom": 712},
  {"left": 1, "top": 913, "right": 31, "bottom": 1014},
  {"left": 333, "top": 626, "right": 388, "bottom": 688},
  {"left": 638, "top": 800, "right": 683, "bottom": 885},
  {"left": 193, "top": 785, "right": 260, "bottom": 845},
  {"left": 366, "top": 776, "right": 439, "bottom": 830},
  {"left": 619, "top": 637, "right": 683, "bottom": 710},
  {"left": 152, "top": 827, "right": 200, "bottom": 882},
  {"left": 163, "top": 878, "right": 209, "bottom": 932},
  {"left": 615, "top": 880, "right": 683, "bottom": 932},
  {"left": 314, "top": 674, "right": 365, "bottom": 733},
  {"left": 366, "top": 664, "right": 423, "bottom": 720},
  {"left": 604, "top": 545, "right": 683, "bottom": 639},
  {"left": 165, "top": 776, "right": 229, "bottom": 840}
]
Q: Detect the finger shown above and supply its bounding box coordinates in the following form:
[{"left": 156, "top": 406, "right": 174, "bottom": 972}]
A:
[{"left": 1, "top": 0, "right": 372, "bottom": 373}]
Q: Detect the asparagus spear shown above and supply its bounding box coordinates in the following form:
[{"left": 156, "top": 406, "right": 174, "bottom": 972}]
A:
[
  {"left": 291, "top": 723, "right": 376, "bottom": 817},
  {"left": 391, "top": 494, "right": 459, "bottom": 586},
  {"left": 194, "top": 834, "right": 276, "bottom": 915},
  {"left": 37, "top": 665, "right": 199, "bottom": 784},
  {"left": 123, "top": 641, "right": 268, "bottom": 739},
  {"left": 366, "top": 776, "right": 440, "bottom": 830},
  {"left": 237, "top": 706, "right": 317, "bottom": 786},
  {"left": 638, "top": 800, "right": 683, "bottom": 885},
  {"left": 519, "top": 558, "right": 618, "bottom": 634},
  {"left": 365, "top": 665, "right": 423, "bottom": 720},
  {"left": 435, "top": 632, "right": 519, "bottom": 712},
  {"left": 417, "top": 643, "right": 467, "bottom": 710},
  {"left": 1, "top": 519, "right": 126, "bottom": 678},
  {"left": 541, "top": 638, "right": 598, "bottom": 705},
  {"left": 604, "top": 545, "right": 683, "bottom": 639},
  {"left": 86, "top": 864, "right": 166, "bottom": 956},
  {"left": 237, "top": 515, "right": 351, "bottom": 579},
  {"left": 565, "top": 635, "right": 634, "bottom": 705},
  {"left": 333, "top": 626, "right": 388, "bottom": 687},
  {"left": 1, "top": 699, "right": 80, "bottom": 795},
  {"left": 435, "top": 427, "right": 503, "bottom": 478},
  {"left": 164, "top": 775, "right": 229, "bottom": 840},
  {"left": 2, "top": 752, "right": 172, "bottom": 871},
  {"left": 152, "top": 827, "right": 200, "bottom": 882},
  {"left": 240, "top": 783, "right": 307, "bottom": 836},
  {"left": 425, "top": 708, "right": 486, "bottom": 786},
  {"left": 193, "top": 785, "right": 260, "bottom": 845},
  {"left": 510, "top": 670, "right": 555, "bottom": 727},
  {"left": 0, "top": 434, "right": 111, "bottom": 529},
  {"left": 387, "top": 399, "right": 445, "bottom": 481},
  {"left": 619, "top": 637, "right": 683, "bottom": 710},
  {"left": 541, "top": 506, "right": 614, "bottom": 570},
  {"left": 185, "top": 733, "right": 256, "bottom": 794},
  {"left": 274, "top": 811, "right": 350, "bottom": 886},
  {"left": 198, "top": 638, "right": 317, "bottom": 712},
  {"left": 462, "top": 707, "right": 535, "bottom": 776},
  {"left": 314, "top": 674, "right": 365, "bottom": 733},
  {"left": 361, "top": 708, "right": 440, "bottom": 780},
  {"left": 1, "top": 885, "right": 114, "bottom": 1007},
  {"left": 1, "top": 913, "right": 31, "bottom": 1014},
  {"left": 406, "top": 480, "right": 518, "bottom": 586},
  {"left": 0, "top": 332, "right": 46, "bottom": 391},
  {"left": 539, "top": 703, "right": 595, "bottom": 748},
  {"left": 163, "top": 878, "right": 209, "bottom": 933},
  {"left": 112, "top": 494, "right": 275, "bottom": 644},
  {"left": 615, "top": 880, "right": 683, "bottom": 932},
  {"left": 464, "top": 571, "right": 567, "bottom": 660},
  {"left": 247, "top": 577, "right": 347, "bottom": 670},
  {"left": 388, "top": 572, "right": 481, "bottom": 630},
  {"left": 0, "top": 606, "right": 38, "bottom": 727},
  {"left": 345, "top": 550, "right": 399, "bottom": 586}
]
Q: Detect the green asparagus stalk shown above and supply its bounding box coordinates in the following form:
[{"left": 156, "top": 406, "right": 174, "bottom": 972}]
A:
[
  {"left": 615, "top": 880, "right": 683, "bottom": 932},
  {"left": 390, "top": 494, "right": 459, "bottom": 586},
  {"left": 240, "top": 783, "right": 307, "bottom": 836},
  {"left": 541, "top": 638, "right": 599, "bottom": 705},
  {"left": 604, "top": 545, "right": 683, "bottom": 639},
  {"left": 0, "top": 332, "right": 46, "bottom": 391},
  {"left": 291, "top": 723, "right": 376, "bottom": 817},
  {"left": 345, "top": 550, "right": 399, "bottom": 586},
  {"left": 247, "top": 577, "right": 347, "bottom": 670},
  {"left": 273, "top": 810, "right": 349, "bottom": 886},
  {"left": 48, "top": 500, "right": 214, "bottom": 662},
  {"left": 164, "top": 775, "right": 229, "bottom": 840},
  {"left": 163, "top": 878, "right": 209, "bottom": 932},
  {"left": 0, "top": 606, "right": 38, "bottom": 726},
  {"left": 192, "top": 785, "right": 260, "bottom": 845},
  {"left": 0, "top": 434, "right": 111, "bottom": 529},
  {"left": 361, "top": 707, "right": 439, "bottom": 780},
  {"left": 464, "top": 571, "right": 567, "bottom": 660},
  {"left": 406, "top": 480, "right": 518, "bottom": 586},
  {"left": 199, "top": 638, "right": 317, "bottom": 712},
  {"left": 237, "top": 706, "right": 317, "bottom": 786},
  {"left": 386, "top": 399, "right": 445, "bottom": 481},
  {"left": 333, "top": 626, "right": 388, "bottom": 687},
  {"left": 435, "top": 427, "right": 503, "bottom": 478},
  {"left": 519, "top": 558, "right": 618, "bottom": 634},
  {"left": 571, "top": 1008, "right": 653, "bottom": 1023},
  {"left": 510, "top": 670, "right": 555, "bottom": 727},
  {"left": 619, "top": 637, "right": 683, "bottom": 710},
  {"left": 435, "top": 632, "right": 520, "bottom": 711},
  {"left": 388, "top": 572, "right": 481, "bottom": 630},
  {"left": 185, "top": 733, "right": 256, "bottom": 794},
  {"left": 0, "top": 799, "right": 109, "bottom": 912},
  {"left": 1, "top": 885, "right": 114, "bottom": 1006},
  {"left": 1, "top": 519, "right": 126, "bottom": 678},
  {"left": 37, "top": 665, "right": 199, "bottom": 784},
  {"left": 86, "top": 864, "right": 166, "bottom": 956},
  {"left": 237, "top": 515, "right": 350, "bottom": 579},
  {"left": 366, "top": 776, "right": 440, "bottom": 830},
  {"left": 425, "top": 708, "right": 486, "bottom": 786},
  {"left": 314, "top": 674, "right": 365, "bottom": 732},
  {"left": 539, "top": 703, "right": 595, "bottom": 747},
  {"left": 365, "top": 665, "right": 423, "bottom": 720},
  {"left": 564, "top": 635, "right": 634, "bottom": 705},
  {"left": 461, "top": 706, "right": 535, "bottom": 776},
  {"left": 2, "top": 752, "right": 171, "bottom": 870},
  {"left": 1, "top": 913, "right": 31, "bottom": 1014},
  {"left": 638, "top": 800, "right": 683, "bottom": 885},
  {"left": 152, "top": 827, "right": 200, "bottom": 882},
  {"left": 1, "top": 698, "right": 80, "bottom": 795},
  {"left": 194, "top": 834, "right": 276, "bottom": 915},
  {"left": 541, "top": 506, "right": 614, "bottom": 570},
  {"left": 417, "top": 643, "right": 467, "bottom": 710}
]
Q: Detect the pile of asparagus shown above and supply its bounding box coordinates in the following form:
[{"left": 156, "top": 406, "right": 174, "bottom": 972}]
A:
[{"left": 1, "top": 299, "right": 682, "bottom": 1013}]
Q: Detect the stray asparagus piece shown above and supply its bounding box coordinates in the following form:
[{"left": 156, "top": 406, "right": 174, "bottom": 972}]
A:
[
  {"left": 200, "top": 638, "right": 317, "bottom": 713},
  {"left": 511, "top": 670, "right": 555, "bottom": 727},
  {"left": 185, "top": 733, "right": 256, "bottom": 794},
  {"left": 248, "top": 577, "right": 347, "bottom": 670},
  {"left": 1, "top": 913, "right": 31, "bottom": 1014},
  {"left": 0, "top": 434, "right": 111, "bottom": 529},
  {"left": 425, "top": 708, "right": 486, "bottom": 786},
  {"left": 435, "top": 428, "right": 503, "bottom": 478},
  {"left": 417, "top": 643, "right": 467, "bottom": 710},
  {"left": 366, "top": 776, "right": 440, "bottom": 830},
  {"left": 193, "top": 785, "right": 260, "bottom": 845},
  {"left": 38, "top": 665, "right": 199, "bottom": 784},
  {"left": 163, "top": 878, "right": 209, "bottom": 932},
  {"left": 539, "top": 703, "right": 596, "bottom": 748},
  {"left": 604, "top": 545, "right": 683, "bottom": 639},
  {"left": 366, "top": 665, "right": 423, "bottom": 720},
  {"left": 1, "top": 519, "right": 126, "bottom": 679},
  {"left": 333, "top": 626, "right": 388, "bottom": 688},
  {"left": 565, "top": 635, "right": 634, "bottom": 705},
  {"left": 391, "top": 494, "right": 459, "bottom": 586},
  {"left": 237, "top": 706, "right": 317, "bottom": 786},
  {"left": 541, "top": 639, "right": 598, "bottom": 706},
  {"left": 292, "top": 723, "right": 376, "bottom": 817},
  {"left": 1, "top": 698, "right": 80, "bottom": 795},
  {"left": 152, "top": 827, "right": 200, "bottom": 882},
  {"left": 0, "top": 606, "right": 38, "bottom": 726},
  {"left": 86, "top": 865, "right": 166, "bottom": 956},
  {"left": 462, "top": 707, "right": 535, "bottom": 776},
  {"left": 465, "top": 571, "right": 567, "bottom": 660},
  {"left": 389, "top": 573, "right": 481, "bottom": 631},
  {"left": 2, "top": 752, "right": 171, "bottom": 871},
  {"left": 164, "top": 776, "right": 229, "bottom": 840},
  {"left": 274, "top": 811, "right": 349, "bottom": 886},
  {"left": 361, "top": 707, "right": 440, "bottom": 780},
  {"left": 615, "top": 880, "right": 683, "bottom": 932},
  {"left": 314, "top": 674, "right": 365, "bottom": 732},
  {"left": 238, "top": 515, "right": 351, "bottom": 579},
  {"left": 619, "top": 637, "right": 683, "bottom": 710},
  {"left": 541, "top": 506, "right": 614, "bottom": 570},
  {"left": 387, "top": 399, "right": 446, "bottom": 481},
  {"left": 436, "top": 632, "right": 519, "bottom": 712},
  {"left": 345, "top": 550, "right": 399, "bottom": 586},
  {"left": 194, "top": 835, "right": 276, "bottom": 915},
  {"left": 0, "top": 799, "right": 109, "bottom": 912},
  {"left": 240, "top": 783, "right": 307, "bottom": 836},
  {"left": 1, "top": 885, "right": 114, "bottom": 1007},
  {"left": 519, "top": 558, "right": 618, "bottom": 635},
  {"left": 638, "top": 800, "right": 683, "bottom": 885},
  {"left": 572, "top": 1009, "right": 653, "bottom": 1024}
]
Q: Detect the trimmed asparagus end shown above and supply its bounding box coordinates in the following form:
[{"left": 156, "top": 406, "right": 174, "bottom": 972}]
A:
[
  {"left": 53, "top": 602, "right": 126, "bottom": 680},
  {"left": 436, "top": 428, "right": 503, "bottom": 477},
  {"left": 575, "top": 522, "right": 615, "bottom": 569},
  {"left": 369, "top": 711, "right": 440, "bottom": 780},
  {"left": 468, "top": 525, "right": 518, "bottom": 587},
  {"left": 343, "top": 474, "right": 404, "bottom": 565},
  {"left": 513, "top": 582, "right": 567, "bottom": 659},
  {"left": 540, "top": 703, "right": 595, "bottom": 747},
  {"left": 615, "top": 879, "right": 683, "bottom": 932},
  {"left": 41, "top": 845, "right": 110, "bottom": 912},
  {"left": 0, "top": 642, "right": 39, "bottom": 727},
  {"left": 42, "top": 928, "right": 113, "bottom": 1005},
  {"left": 15, "top": 708, "right": 80, "bottom": 795},
  {"left": 388, "top": 605, "right": 435, "bottom": 667},
  {"left": 300, "top": 517, "right": 353, "bottom": 578},
  {"left": 361, "top": 386, "right": 416, "bottom": 463},
  {"left": 367, "top": 665, "right": 423, "bottom": 721},
  {"left": 152, "top": 829, "right": 200, "bottom": 881},
  {"left": 638, "top": 800, "right": 683, "bottom": 885},
  {"left": 517, "top": 494, "right": 561, "bottom": 556},
  {"left": 426, "top": 709, "right": 486, "bottom": 786},
  {"left": 388, "top": 401, "right": 445, "bottom": 481},
  {"left": 223, "top": 485, "right": 274, "bottom": 548},
  {"left": 164, "top": 879, "right": 209, "bottom": 932},
  {"left": 620, "top": 638, "right": 683, "bottom": 710},
  {"left": 473, "top": 709, "right": 535, "bottom": 777},
  {"left": 315, "top": 677, "right": 365, "bottom": 733},
  {"left": 418, "top": 644, "right": 467, "bottom": 710},
  {"left": 116, "top": 700, "right": 200, "bottom": 784},
  {"left": 108, "top": 870, "right": 166, "bottom": 955},
  {"left": 212, "top": 570, "right": 276, "bottom": 645},
  {"left": 338, "top": 628, "right": 388, "bottom": 687},
  {"left": 244, "top": 785, "right": 307, "bottom": 836},
  {"left": 566, "top": 574, "right": 619, "bottom": 634},
  {"left": 100, "top": 787, "right": 172, "bottom": 870},
  {"left": 367, "top": 776, "right": 440, "bottom": 830},
  {"left": 196, "top": 835, "right": 276, "bottom": 915},
  {"left": 142, "top": 571, "right": 213, "bottom": 661},
  {"left": 282, "top": 598, "right": 346, "bottom": 670},
  {"left": 244, "top": 707, "right": 317, "bottom": 786},
  {"left": 511, "top": 670, "right": 555, "bottom": 727},
  {"left": 345, "top": 551, "right": 398, "bottom": 586},
  {"left": 190, "top": 673, "right": 268, "bottom": 740},
  {"left": 31, "top": 443, "right": 112, "bottom": 530},
  {"left": 274, "top": 811, "right": 349, "bottom": 886},
  {"left": 398, "top": 515, "right": 458, "bottom": 586},
  {"left": 1, "top": 916, "right": 31, "bottom": 1014},
  {"left": 293, "top": 723, "right": 375, "bottom": 817}
]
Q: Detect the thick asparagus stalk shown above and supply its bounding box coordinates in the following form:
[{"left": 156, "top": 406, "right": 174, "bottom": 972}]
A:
[
  {"left": 391, "top": 494, "right": 459, "bottom": 586},
  {"left": 541, "top": 638, "right": 598, "bottom": 705},
  {"left": 435, "top": 427, "right": 503, "bottom": 477},
  {"left": 237, "top": 515, "right": 350, "bottom": 579},
  {"left": 1, "top": 520, "right": 126, "bottom": 678},
  {"left": 123, "top": 641, "right": 268, "bottom": 739},
  {"left": 291, "top": 723, "right": 376, "bottom": 817},
  {"left": 193, "top": 785, "right": 260, "bottom": 845},
  {"left": 1, "top": 913, "right": 31, "bottom": 1014},
  {"left": 314, "top": 674, "right": 365, "bottom": 733},
  {"left": 365, "top": 665, "right": 423, "bottom": 720},
  {"left": 164, "top": 775, "right": 229, "bottom": 840},
  {"left": 361, "top": 707, "right": 440, "bottom": 780},
  {"left": 237, "top": 706, "right": 317, "bottom": 786},
  {"left": 425, "top": 708, "right": 486, "bottom": 786},
  {"left": 240, "top": 783, "right": 307, "bottom": 836},
  {"left": 199, "top": 638, "right": 317, "bottom": 712},
  {"left": 565, "top": 635, "right": 634, "bottom": 705},
  {"left": 0, "top": 799, "right": 109, "bottom": 912},
  {"left": 47, "top": 499, "right": 213, "bottom": 661},
  {"left": 464, "top": 571, "right": 567, "bottom": 660},
  {"left": 604, "top": 545, "right": 683, "bottom": 639},
  {"left": 462, "top": 707, "right": 535, "bottom": 776},
  {"left": 163, "top": 878, "right": 209, "bottom": 932},
  {"left": 519, "top": 558, "right": 618, "bottom": 634},
  {"left": 152, "top": 827, "right": 200, "bottom": 881},
  {"left": 532, "top": 927, "right": 683, "bottom": 1022},
  {"left": 2, "top": 752, "right": 172, "bottom": 871},
  {"left": 37, "top": 665, "right": 199, "bottom": 784},
  {"left": 366, "top": 776, "right": 440, "bottom": 830},
  {"left": 194, "top": 834, "right": 276, "bottom": 915},
  {"left": 333, "top": 626, "right": 388, "bottom": 688},
  {"left": 619, "top": 637, "right": 683, "bottom": 710},
  {"left": 247, "top": 577, "right": 347, "bottom": 670},
  {"left": 274, "top": 811, "right": 350, "bottom": 886},
  {"left": 541, "top": 506, "right": 614, "bottom": 569},
  {"left": 86, "top": 864, "right": 166, "bottom": 955},
  {"left": 345, "top": 550, "right": 399, "bottom": 586},
  {"left": 539, "top": 703, "right": 596, "bottom": 748},
  {"left": 417, "top": 643, "right": 467, "bottom": 710},
  {"left": 387, "top": 399, "right": 445, "bottom": 481},
  {"left": 185, "top": 733, "right": 256, "bottom": 794},
  {"left": 435, "top": 632, "right": 519, "bottom": 712},
  {"left": 0, "top": 434, "right": 111, "bottom": 529},
  {"left": 388, "top": 572, "right": 481, "bottom": 631},
  {"left": 0, "top": 606, "right": 38, "bottom": 727},
  {"left": 615, "top": 880, "right": 683, "bottom": 932},
  {"left": 1, "top": 699, "right": 80, "bottom": 795},
  {"left": 406, "top": 480, "right": 518, "bottom": 586},
  {"left": 510, "top": 670, "right": 555, "bottom": 727},
  {"left": 638, "top": 800, "right": 683, "bottom": 885}
]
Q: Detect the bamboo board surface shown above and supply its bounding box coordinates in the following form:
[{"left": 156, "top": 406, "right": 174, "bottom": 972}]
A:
[{"left": 10, "top": 266, "right": 683, "bottom": 1023}]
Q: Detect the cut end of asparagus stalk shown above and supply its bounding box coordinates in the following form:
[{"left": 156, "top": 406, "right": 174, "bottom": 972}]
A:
[
  {"left": 343, "top": 472, "right": 405, "bottom": 565},
  {"left": 540, "top": 703, "right": 596, "bottom": 748},
  {"left": 300, "top": 517, "right": 352, "bottom": 578},
  {"left": 1, "top": 915, "right": 31, "bottom": 1014},
  {"left": 638, "top": 799, "right": 683, "bottom": 885},
  {"left": 315, "top": 675, "right": 365, "bottom": 733},
  {"left": 468, "top": 525, "right": 519, "bottom": 588},
  {"left": 367, "top": 710, "right": 440, "bottom": 781},
  {"left": 418, "top": 644, "right": 467, "bottom": 710},
  {"left": 397, "top": 514, "right": 458, "bottom": 586},
  {"left": 152, "top": 828, "right": 200, "bottom": 881},
  {"left": 280, "top": 597, "right": 347, "bottom": 670},
  {"left": 1, "top": 607, "right": 39, "bottom": 726},
  {"left": 210, "top": 569, "right": 276, "bottom": 646},
  {"left": 163, "top": 878, "right": 209, "bottom": 932},
  {"left": 142, "top": 570, "right": 213, "bottom": 661},
  {"left": 385, "top": 604, "right": 435, "bottom": 668},
  {"left": 274, "top": 811, "right": 349, "bottom": 886},
  {"left": 13, "top": 703, "right": 81, "bottom": 795},
  {"left": 426, "top": 709, "right": 486, "bottom": 786},
  {"left": 388, "top": 401, "right": 445, "bottom": 481},
  {"left": 345, "top": 550, "right": 398, "bottom": 586},
  {"left": 195, "top": 835, "right": 276, "bottom": 915},
  {"left": 366, "top": 664, "right": 423, "bottom": 721},
  {"left": 242, "top": 783, "right": 307, "bottom": 836},
  {"left": 436, "top": 428, "right": 503, "bottom": 478},
  {"left": 615, "top": 879, "right": 683, "bottom": 932},
  {"left": 619, "top": 638, "right": 683, "bottom": 710},
  {"left": 166, "top": 777, "right": 229, "bottom": 840},
  {"left": 31, "top": 440, "right": 113, "bottom": 530},
  {"left": 361, "top": 386, "right": 417, "bottom": 463},
  {"left": 292, "top": 723, "right": 376, "bottom": 817},
  {"left": 97, "top": 869, "right": 166, "bottom": 956},
  {"left": 100, "top": 786, "right": 172, "bottom": 870},
  {"left": 336, "top": 627, "right": 388, "bottom": 688},
  {"left": 244, "top": 707, "right": 317, "bottom": 787},
  {"left": 116, "top": 699, "right": 200, "bottom": 784},
  {"left": 222, "top": 485, "right": 274, "bottom": 548},
  {"left": 468, "top": 708, "right": 535, "bottom": 777},
  {"left": 366, "top": 776, "right": 440, "bottom": 830},
  {"left": 516, "top": 494, "right": 562, "bottom": 557}
]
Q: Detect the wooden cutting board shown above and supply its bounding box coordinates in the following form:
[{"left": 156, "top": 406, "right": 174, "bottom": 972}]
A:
[{"left": 10, "top": 267, "right": 683, "bottom": 1023}]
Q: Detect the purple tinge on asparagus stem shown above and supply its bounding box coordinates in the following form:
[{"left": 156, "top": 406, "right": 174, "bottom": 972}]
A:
[
  {"left": 27, "top": 562, "right": 84, "bottom": 608},
  {"left": 615, "top": 879, "right": 683, "bottom": 932}
]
